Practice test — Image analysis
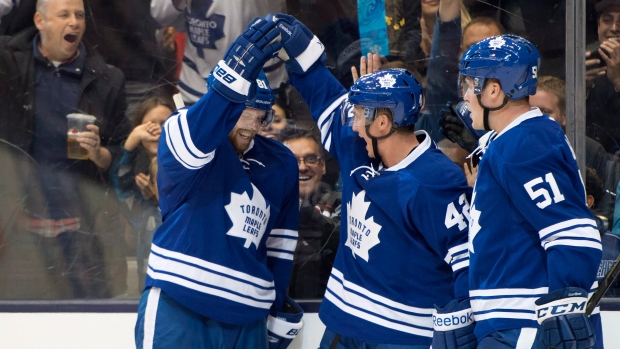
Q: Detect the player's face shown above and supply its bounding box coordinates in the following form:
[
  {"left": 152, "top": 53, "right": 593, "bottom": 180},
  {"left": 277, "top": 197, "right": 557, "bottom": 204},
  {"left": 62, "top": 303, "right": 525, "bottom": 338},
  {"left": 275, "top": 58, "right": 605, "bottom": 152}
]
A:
[
  {"left": 34, "top": 0, "right": 86, "bottom": 62},
  {"left": 351, "top": 105, "right": 376, "bottom": 158},
  {"left": 598, "top": 8, "right": 620, "bottom": 44},
  {"left": 141, "top": 104, "right": 172, "bottom": 156},
  {"left": 461, "top": 23, "right": 502, "bottom": 57},
  {"left": 462, "top": 77, "right": 485, "bottom": 130},
  {"left": 284, "top": 137, "right": 326, "bottom": 199},
  {"left": 229, "top": 108, "right": 266, "bottom": 153},
  {"left": 530, "top": 90, "right": 565, "bottom": 127},
  {"left": 259, "top": 104, "right": 287, "bottom": 140}
]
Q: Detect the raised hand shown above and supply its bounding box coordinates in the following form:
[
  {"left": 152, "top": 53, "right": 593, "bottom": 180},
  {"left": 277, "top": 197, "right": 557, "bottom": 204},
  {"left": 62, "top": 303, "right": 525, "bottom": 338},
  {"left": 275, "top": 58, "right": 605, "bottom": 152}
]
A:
[{"left": 351, "top": 53, "right": 382, "bottom": 82}]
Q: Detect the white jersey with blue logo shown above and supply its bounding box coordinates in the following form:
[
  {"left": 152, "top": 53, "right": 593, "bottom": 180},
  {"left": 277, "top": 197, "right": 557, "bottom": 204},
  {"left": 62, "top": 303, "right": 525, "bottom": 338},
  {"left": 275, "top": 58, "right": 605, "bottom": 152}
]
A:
[
  {"left": 289, "top": 65, "right": 472, "bottom": 345},
  {"left": 468, "top": 109, "right": 602, "bottom": 340},
  {"left": 145, "top": 90, "right": 299, "bottom": 324},
  {"left": 150, "top": 0, "right": 287, "bottom": 104}
]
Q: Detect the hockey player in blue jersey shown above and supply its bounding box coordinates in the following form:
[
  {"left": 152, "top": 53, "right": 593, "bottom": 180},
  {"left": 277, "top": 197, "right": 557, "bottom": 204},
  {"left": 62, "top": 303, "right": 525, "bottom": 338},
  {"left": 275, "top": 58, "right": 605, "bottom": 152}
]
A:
[
  {"left": 459, "top": 34, "right": 603, "bottom": 349},
  {"left": 134, "top": 18, "right": 303, "bottom": 349},
  {"left": 266, "top": 13, "right": 475, "bottom": 349}
]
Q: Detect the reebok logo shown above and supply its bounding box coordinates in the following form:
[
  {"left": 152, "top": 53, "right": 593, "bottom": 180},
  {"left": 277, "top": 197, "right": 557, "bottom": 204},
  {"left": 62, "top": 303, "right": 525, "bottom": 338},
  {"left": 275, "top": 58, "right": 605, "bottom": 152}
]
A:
[
  {"left": 433, "top": 311, "right": 474, "bottom": 328},
  {"left": 278, "top": 24, "right": 292, "bottom": 36}
]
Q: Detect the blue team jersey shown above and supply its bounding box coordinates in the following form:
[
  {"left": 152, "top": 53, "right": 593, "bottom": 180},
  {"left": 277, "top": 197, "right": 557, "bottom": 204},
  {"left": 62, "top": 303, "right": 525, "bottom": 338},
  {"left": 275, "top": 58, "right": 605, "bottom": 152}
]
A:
[
  {"left": 468, "top": 110, "right": 602, "bottom": 340},
  {"left": 290, "top": 66, "right": 472, "bottom": 345},
  {"left": 145, "top": 91, "right": 299, "bottom": 325}
]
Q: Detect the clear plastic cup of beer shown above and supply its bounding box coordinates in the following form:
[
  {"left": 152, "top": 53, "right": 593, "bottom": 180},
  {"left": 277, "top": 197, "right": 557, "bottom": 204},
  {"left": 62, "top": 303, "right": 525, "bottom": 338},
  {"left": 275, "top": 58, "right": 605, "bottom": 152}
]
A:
[{"left": 66, "top": 113, "right": 96, "bottom": 160}]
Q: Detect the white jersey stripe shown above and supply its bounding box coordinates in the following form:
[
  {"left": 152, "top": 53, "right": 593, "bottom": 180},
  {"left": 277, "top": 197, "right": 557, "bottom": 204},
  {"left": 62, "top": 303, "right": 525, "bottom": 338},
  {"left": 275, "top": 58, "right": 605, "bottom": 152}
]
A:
[
  {"left": 151, "top": 244, "right": 273, "bottom": 287},
  {"left": 538, "top": 218, "right": 597, "bottom": 240},
  {"left": 324, "top": 291, "right": 433, "bottom": 337},
  {"left": 266, "top": 236, "right": 297, "bottom": 253},
  {"left": 164, "top": 113, "right": 215, "bottom": 169},
  {"left": 329, "top": 269, "right": 434, "bottom": 317},
  {"left": 444, "top": 243, "right": 468, "bottom": 264},
  {"left": 470, "top": 287, "right": 548, "bottom": 297},
  {"left": 147, "top": 268, "right": 273, "bottom": 309},
  {"left": 452, "top": 260, "right": 469, "bottom": 272},
  {"left": 266, "top": 250, "right": 294, "bottom": 260},
  {"left": 148, "top": 253, "right": 274, "bottom": 301},
  {"left": 142, "top": 287, "right": 161, "bottom": 349},
  {"left": 269, "top": 229, "right": 298, "bottom": 238},
  {"left": 545, "top": 239, "right": 603, "bottom": 250},
  {"left": 473, "top": 311, "right": 536, "bottom": 321},
  {"left": 318, "top": 94, "right": 346, "bottom": 144}
]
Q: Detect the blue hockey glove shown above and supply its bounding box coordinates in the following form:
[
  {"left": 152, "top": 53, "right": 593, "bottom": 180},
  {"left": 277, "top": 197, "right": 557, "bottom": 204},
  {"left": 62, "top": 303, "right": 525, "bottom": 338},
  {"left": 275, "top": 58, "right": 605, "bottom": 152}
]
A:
[
  {"left": 431, "top": 299, "right": 476, "bottom": 349},
  {"left": 535, "top": 287, "right": 595, "bottom": 349},
  {"left": 267, "top": 297, "right": 304, "bottom": 349},
  {"left": 265, "top": 13, "right": 326, "bottom": 74},
  {"left": 438, "top": 101, "right": 486, "bottom": 153},
  {"left": 211, "top": 17, "right": 282, "bottom": 103}
]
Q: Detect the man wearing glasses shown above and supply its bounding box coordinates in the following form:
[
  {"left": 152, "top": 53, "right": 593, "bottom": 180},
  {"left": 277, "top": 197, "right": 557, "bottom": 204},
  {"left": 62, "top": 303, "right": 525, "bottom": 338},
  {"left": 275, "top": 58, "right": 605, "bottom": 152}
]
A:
[{"left": 280, "top": 126, "right": 341, "bottom": 300}]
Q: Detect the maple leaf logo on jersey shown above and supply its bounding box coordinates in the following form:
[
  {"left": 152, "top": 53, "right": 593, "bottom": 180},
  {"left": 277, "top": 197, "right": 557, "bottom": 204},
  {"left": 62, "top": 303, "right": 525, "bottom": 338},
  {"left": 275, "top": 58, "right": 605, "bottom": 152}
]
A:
[
  {"left": 345, "top": 191, "right": 382, "bottom": 262},
  {"left": 378, "top": 73, "right": 396, "bottom": 88},
  {"left": 225, "top": 184, "right": 271, "bottom": 249},
  {"left": 488, "top": 37, "right": 506, "bottom": 49},
  {"left": 468, "top": 192, "right": 481, "bottom": 254}
]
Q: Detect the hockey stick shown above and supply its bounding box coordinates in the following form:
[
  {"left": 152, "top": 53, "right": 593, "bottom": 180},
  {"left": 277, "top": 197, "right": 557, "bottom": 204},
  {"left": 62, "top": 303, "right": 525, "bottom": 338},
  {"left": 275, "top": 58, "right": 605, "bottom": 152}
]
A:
[{"left": 586, "top": 252, "right": 620, "bottom": 315}]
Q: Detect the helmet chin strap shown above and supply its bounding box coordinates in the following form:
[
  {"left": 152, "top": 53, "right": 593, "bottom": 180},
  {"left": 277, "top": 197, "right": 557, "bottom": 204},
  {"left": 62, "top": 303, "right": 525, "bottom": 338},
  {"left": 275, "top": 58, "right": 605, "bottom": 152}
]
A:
[
  {"left": 476, "top": 94, "right": 509, "bottom": 131},
  {"left": 365, "top": 121, "right": 397, "bottom": 165}
]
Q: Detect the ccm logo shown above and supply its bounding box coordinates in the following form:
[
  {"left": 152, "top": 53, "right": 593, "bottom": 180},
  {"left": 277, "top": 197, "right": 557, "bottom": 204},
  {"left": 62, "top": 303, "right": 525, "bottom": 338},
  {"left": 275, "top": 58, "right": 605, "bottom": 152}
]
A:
[
  {"left": 214, "top": 66, "right": 237, "bottom": 84},
  {"left": 537, "top": 301, "right": 585, "bottom": 318}
]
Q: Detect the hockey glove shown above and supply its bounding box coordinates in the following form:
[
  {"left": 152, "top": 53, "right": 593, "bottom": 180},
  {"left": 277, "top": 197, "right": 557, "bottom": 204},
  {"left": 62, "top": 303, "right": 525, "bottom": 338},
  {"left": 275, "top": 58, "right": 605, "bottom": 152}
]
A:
[
  {"left": 267, "top": 297, "right": 304, "bottom": 349},
  {"left": 211, "top": 18, "right": 282, "bottom": 103},
  {"left": 535, "top": 287, "right": 595, "bottom": 349},
  {"left": 438, "top": 101, "right": 485, "bottom": 153},
  {"left": 265, "top": 13, "right": 326, "bottom": 74},
  {"left": 431, "top": 299, "right": 476, "bottom": 349}
]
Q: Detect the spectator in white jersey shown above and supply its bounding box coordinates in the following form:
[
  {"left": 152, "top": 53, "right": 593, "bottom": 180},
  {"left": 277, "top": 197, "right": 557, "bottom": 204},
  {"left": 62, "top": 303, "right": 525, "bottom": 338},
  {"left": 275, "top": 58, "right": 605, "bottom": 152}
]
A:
[{"left": 459, "top": 34, "right": 602, "bottom": 348}]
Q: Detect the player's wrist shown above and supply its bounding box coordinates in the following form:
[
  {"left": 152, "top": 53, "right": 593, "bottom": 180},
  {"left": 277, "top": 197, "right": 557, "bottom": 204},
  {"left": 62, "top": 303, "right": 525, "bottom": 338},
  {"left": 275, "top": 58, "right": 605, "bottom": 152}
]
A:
[{"left": 211, "top": 61, "right": 253, "bottom": 103}]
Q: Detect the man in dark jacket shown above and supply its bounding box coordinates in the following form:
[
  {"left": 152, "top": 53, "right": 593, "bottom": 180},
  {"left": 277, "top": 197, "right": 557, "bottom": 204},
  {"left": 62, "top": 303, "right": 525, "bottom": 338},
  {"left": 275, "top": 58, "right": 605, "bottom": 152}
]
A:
[{"left": 0, "top": 0, "right": 130, "bottom": 299}]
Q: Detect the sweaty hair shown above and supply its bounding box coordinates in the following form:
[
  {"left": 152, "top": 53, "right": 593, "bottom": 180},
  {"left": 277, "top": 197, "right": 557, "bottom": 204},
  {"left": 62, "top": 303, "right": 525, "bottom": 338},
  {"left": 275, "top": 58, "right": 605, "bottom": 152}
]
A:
[
  {"left": 536, "top": 75, "right": 566, "bottom": 116},
  {"left": 132, "top": 95, "right": 175, "bottom": 129},
  {"left": 586, "top": 167, "right": 605, "bottom": 208}
]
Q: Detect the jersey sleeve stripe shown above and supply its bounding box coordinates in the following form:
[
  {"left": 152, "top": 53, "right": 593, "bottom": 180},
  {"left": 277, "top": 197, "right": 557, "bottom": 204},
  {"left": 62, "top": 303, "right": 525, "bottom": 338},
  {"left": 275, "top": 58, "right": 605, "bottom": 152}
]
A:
[
  {"left": 444, "top": 243, "right": 468, "bottom": 264},
  {"left": 538, "top": 218, "right": 597, "bottom": 240},
  {"left": 329, "top": 268, "right": 434, "bottom": 314},
  {"left": 266, "top": 250, "right": 294, "bottom": 260},
  {"left": 151, "top": 243, "right": 273, "bottom": 287},
  {"left": 324, "top": 291, "right": 433, "bottom": 337},
  {"left": 317, "top": 94, "right": 346, "bottom": 145},
  {"left": 266, "top": 236, "right": 297, "bottom": 254},
  {"left": 269, "top": 229, "right": 298, "bottom": 238},
  {"left": 473, "top": 311, "right": 536, "bottom": 321},
  {"left": 544, "top": 239, "right": 602, "bottom": 250},
  {"left": 164, "top": 112, "right": 215, "bottom": 169},
  {"left": 451, "top": 260, "right": 469, "bottom": 272},
  {"left": 146, "top": 267, "right": 273, "bottom": 309}
]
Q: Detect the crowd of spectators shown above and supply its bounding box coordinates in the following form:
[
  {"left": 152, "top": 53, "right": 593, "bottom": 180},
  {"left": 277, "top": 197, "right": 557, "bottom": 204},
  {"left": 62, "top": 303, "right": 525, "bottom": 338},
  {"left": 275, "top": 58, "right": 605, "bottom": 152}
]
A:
[{"left": 0, "top": 0, "right": 619, "bottom": 304}]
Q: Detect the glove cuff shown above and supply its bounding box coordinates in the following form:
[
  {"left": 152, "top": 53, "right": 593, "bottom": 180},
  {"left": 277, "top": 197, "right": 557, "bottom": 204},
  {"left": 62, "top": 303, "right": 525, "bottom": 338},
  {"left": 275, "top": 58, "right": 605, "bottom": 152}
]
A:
[
  {"left": 211, "top": 60, "right": 253, "bottom": 103},
  {"left": 535, "top": 296, "right": 588, "bottom": 324},
  {"left": 291, "top": 35, "right": 324, "bottom": 73},
  {"left": 432, "top": 307, "right": 474, "bottom": 331},
  {"left": 267, "top": 314, "right": 304, "bottom": 339}
]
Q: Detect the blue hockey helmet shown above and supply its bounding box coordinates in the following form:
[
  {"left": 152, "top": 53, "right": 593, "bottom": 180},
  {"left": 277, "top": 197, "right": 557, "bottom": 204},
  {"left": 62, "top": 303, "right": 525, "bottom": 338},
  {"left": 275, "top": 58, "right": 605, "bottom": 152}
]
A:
[
  {"left": 346, "top": 68, "right": 424, "bottom": 128},
  {"left": 207, "top": 69, "right": 275, "bottom": 128},
  {"left": 459, "top": 34, "right": 540, "bottom": 100}
]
